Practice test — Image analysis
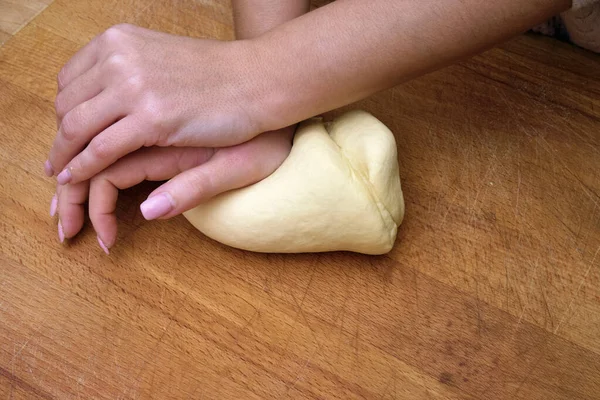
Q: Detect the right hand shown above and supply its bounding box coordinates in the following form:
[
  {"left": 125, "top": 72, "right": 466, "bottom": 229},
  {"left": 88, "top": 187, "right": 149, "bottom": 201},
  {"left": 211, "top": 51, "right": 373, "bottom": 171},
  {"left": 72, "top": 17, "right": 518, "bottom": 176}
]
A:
[{"left": 47, "top": 23, "right": 275, "bottom": 187}]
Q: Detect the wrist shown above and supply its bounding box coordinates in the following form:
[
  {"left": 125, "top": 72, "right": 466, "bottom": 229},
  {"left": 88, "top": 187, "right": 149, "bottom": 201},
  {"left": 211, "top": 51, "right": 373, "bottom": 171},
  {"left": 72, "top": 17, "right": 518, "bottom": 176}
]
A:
[
  {"left": 230, "top": 1, "right": 312, "bottom": 133},
  {"left": 233, "top": 0, "right": 311, "bottom": 40},
  {"left": 233, "top": 37, "right": 301, "bottom": 135}
]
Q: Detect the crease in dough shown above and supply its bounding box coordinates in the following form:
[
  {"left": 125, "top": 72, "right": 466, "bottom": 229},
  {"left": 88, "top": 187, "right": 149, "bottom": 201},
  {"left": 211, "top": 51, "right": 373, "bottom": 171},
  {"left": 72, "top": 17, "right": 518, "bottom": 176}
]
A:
[
  {"left": 334, "top": 145, "right": 398, "bottom": 246},
  {"left": 183, "top": 110, "right": 405, "bottom": 255}
]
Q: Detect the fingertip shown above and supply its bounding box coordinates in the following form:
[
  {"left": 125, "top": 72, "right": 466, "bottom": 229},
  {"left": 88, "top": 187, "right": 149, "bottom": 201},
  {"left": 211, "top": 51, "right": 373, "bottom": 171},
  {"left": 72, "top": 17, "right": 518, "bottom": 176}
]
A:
[
  {"left": 140, "top": 193, "right": 174, "bottom": 220},
  {"left": 44, "top": 160, "right": 55, "bottom": 177},
  {"left": 90, "top": 216, "right": 118, "bottom": 253},
  {"left": 59, "top": 218, "right": 84, "bottom": 240},
  {"left": 97, "top": 235, "right": 110, "bottom": 255},
  {"left": 57, "top": 168, "right": 72, "bottom": 185},
  {"left": 58, "top": 220, "right": 65, "bottom": 243},
  {"left": 50, "top": 194, "right": 58, "bottom": 217}
]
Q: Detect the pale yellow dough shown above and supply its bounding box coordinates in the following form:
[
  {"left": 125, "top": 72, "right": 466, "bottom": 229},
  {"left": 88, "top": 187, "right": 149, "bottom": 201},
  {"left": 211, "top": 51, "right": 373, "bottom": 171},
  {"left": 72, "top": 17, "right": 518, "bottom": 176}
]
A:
[{"left": 183, "top": 110, "right": 405, "bottom": 255}]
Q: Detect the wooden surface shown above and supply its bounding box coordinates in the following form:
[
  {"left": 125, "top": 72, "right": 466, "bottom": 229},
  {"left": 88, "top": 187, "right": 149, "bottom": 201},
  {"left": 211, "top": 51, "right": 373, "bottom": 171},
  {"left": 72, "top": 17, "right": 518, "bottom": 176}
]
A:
[
  {"left": 0, "top": 0, "right": 53, "bottom": 46},
  {"left": 1, "top": 0, "right": 600, "bottom": 398}
]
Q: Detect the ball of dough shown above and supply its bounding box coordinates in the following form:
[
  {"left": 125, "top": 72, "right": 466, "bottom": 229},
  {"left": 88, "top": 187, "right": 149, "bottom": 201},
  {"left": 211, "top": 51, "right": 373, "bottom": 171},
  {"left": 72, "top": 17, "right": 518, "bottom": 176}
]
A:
[{"left": 183, "top": 110, "right": 405, "bottom": 255}]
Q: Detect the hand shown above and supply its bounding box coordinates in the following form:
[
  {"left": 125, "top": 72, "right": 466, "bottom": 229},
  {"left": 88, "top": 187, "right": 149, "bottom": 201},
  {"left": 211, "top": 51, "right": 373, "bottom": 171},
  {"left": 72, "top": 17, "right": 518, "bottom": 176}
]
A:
[
  {"left": 46, "top": 23, "right": 271, "bottom": 186},
  {"left": 51, "top": 127, "right": 294, "bottom": 253}
]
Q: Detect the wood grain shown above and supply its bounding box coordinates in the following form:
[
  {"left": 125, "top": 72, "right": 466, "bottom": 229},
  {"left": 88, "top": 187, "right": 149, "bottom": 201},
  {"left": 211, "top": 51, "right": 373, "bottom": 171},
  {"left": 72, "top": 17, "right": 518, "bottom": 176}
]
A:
[
  {"left": 0, "top": 0, "right": 53, "bottom": 45},
  {"left": 1, "top": 0, "right": 599, "bottom": 398},
  {"left": 0, "top": 30, "right": 10, "bottom": 47}
]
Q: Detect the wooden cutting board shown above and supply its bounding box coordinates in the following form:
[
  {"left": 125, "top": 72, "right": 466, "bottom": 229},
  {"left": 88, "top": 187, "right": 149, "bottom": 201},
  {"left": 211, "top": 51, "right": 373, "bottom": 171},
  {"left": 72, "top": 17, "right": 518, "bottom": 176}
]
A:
[{"left": 1, "top": 0, "right": 599, "bottom": 398}]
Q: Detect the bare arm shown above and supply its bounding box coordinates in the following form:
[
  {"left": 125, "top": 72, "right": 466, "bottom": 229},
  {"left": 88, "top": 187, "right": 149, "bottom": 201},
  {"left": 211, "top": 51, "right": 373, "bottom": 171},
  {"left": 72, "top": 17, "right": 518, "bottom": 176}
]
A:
[
  {"left": 247, "top": 0, "right": 572, "bottom": 131},
  {"left": 232, "top": 0, "right": 310, "bottom": 39},
  {"left": 48, "top": 0, "right": 573, "bottom": 186}
]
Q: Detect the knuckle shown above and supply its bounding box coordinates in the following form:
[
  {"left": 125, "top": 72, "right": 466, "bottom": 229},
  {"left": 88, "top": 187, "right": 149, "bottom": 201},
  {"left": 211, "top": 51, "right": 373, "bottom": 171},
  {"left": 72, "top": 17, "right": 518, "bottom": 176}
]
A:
[
  {"left": 57, "top": 68, "right": 68, "bottom": 91},
  {"left": 102, "top": 25, "right": 126, "bottom": 43},
  {"left": 141, "top": 95, "right": 167, "bottom": 131},
  {"left": 60, "top": 111, "right": 79, "bottom": 142},
  {"left": 174, "top": 149, "right": 193, "bottom": 171},
  {"left": 90, "top": 138, "right": 112, "bottom": 161},
  {"left": 73, "top": 154, "right": 85, "bottom": 169},
  {"left": 103, "top": 53, "right": 128, "bottom": 74},
  {"left": 101, "top": 24, "right": 135, "bottom": 47},
  {"left": 54, "top": 92, "right": 69, "bottom": 119},
  {"left": 124, "top": 74, "right": 145, "bottom": 95}
]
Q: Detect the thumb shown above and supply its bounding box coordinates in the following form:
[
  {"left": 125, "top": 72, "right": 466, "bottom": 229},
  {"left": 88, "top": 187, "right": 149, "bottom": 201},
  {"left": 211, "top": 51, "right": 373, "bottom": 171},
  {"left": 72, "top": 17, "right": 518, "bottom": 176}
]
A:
[{"left": 140, "top": 129, "right": 293, "bottom": 220}]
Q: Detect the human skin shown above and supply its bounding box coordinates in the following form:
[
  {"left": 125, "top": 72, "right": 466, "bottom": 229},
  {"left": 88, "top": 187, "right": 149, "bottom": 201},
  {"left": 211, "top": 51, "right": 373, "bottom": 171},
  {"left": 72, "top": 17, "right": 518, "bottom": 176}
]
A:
[
  {"left": 47, "top": 0, "right": 572, "bottom": 249},
  {"left": 51, "top": 1, "right": 310, "bottom": 250}
]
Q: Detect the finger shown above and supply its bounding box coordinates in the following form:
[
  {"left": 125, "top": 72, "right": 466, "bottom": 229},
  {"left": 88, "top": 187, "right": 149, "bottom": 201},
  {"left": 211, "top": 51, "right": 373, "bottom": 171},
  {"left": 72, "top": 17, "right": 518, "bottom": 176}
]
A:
[
  {"left": 49, "top": 90, "right": 128, "bottom": 177},
  {"left": 55, "top": 63, "right": 104, "bottom": 125},
  {"left": 49, "top": 191, "right": 58, "bottom": 217},
  {"left": 57, "top": 35, "right": 100, "bottom": 92},
  {"left": 89, "top": 146, "right": 214, "bottom": 251},
  {"left": 89, "top": 174, "right": 117, "bottom": 252},
  {"left": 56, "top": 115, "right": 152, "bottom": 185},
  {"left": 140, "top": 129, "right": 293, "bottom": 220},
  {"left": 44, "top": 160, "right": 55, "bottom": 177},
  {"left": 56, "top": 181, "right": 90, "bottom": 243},
  {"left": 50, "top": 65, "right": 104, "bottom": 175}
]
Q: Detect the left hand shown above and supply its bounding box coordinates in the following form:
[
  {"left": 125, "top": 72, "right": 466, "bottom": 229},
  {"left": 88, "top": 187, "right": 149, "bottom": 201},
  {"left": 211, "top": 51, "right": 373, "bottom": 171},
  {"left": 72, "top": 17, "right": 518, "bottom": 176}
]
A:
[{"left": 51, "top": 127, "right": 294, "bottom": 253}]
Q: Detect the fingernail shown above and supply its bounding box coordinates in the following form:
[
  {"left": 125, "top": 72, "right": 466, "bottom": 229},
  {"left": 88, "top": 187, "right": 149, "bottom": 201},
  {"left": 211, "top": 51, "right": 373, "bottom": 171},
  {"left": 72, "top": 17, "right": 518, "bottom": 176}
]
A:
[
  {"left": 44, "top": 160, "right": 54, "bottom": 177},
  {"left": 50, "top": 194, "right": 58, "bottom": 217},
  {"left": 58, "top": 220, "right": 65, "bottom": 243},
  {"left": 140, "top": 193, "right": 174, "bottom": 220},
  {"left": 97, "top": 235, "right": 110, "bottom": 255},
  {"left": 57, "top": 168, "right": 72, "bottom": 185}
]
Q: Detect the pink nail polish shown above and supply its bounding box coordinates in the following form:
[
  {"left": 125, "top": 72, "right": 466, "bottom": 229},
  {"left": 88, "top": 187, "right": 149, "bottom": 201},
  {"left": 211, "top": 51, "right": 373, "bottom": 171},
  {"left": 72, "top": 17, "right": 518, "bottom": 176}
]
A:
[
  {"left": 44, "top": 160, "right": 54, "bottom": 177},
  {"left": 57, "top": 168, "right": 72, "bottom": 185},
  {"left": 58, "top": 221, "right": 65, "bottom": 243},
  {"left": 140, "top": 193, "right": 174, "bottom": 220},
  {"left": 50, "top": 194, "right": 58, "bottom": 217},
  {"left": 97, "top": 236, "right": 110, "bottom": 255}
]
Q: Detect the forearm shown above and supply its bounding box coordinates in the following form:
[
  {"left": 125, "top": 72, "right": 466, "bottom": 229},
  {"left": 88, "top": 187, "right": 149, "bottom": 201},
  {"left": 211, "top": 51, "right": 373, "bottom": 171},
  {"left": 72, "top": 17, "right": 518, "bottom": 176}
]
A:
[
  {"left": 249, "top": 0, "right": 572, "bottom": 131},
  {"left": 232, "top": 0, "right": 310, "bottom": 39}
]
